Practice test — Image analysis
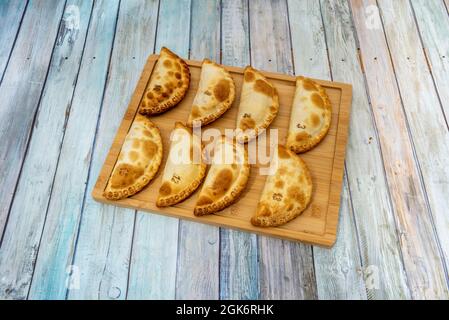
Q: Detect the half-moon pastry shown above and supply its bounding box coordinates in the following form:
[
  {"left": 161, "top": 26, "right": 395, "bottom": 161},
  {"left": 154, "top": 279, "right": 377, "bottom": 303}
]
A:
[
  {"left": 194, "top": 136, "right": 249, "bottom": 216},
  {"left": 187, "top": 59, "right": 235, "bottom": 127},
  {"left": 251, "top": 145, "right": 312, "bottom": 227},
  {"left": 156, "top": 122, "right": 206, "bottom": 207},
  {"left": 104, "top": 114, "right": 163, "bottom": 200},
  {"left": 235, "top": 66, "right": 279, "bottom": 143},
  {"left": 139, "top": 47, "right": 190, "bottom": 115},
  {"left": 286, "top": 76, "right": 331, "bottom": 153}
]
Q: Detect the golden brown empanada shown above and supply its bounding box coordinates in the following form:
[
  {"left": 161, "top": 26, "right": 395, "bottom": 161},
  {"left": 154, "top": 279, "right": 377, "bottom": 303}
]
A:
[
  {"left": 104, "top": 114, "right": 163, "bottom": 200},
  {"left": 187, "top": 59, "right": 235, "bottom": 127},
  {"left": 235, "top": 66, "right": 279, "bottom": 143},
  {"left": 156, "top": 122, "right": 206, "bottom": 207},
  {"left": 251, "top": 145, "right": 312, "bottom": 227},
  {"left": 194, "top": 136, "right": 249, "bottom": 216},
  {"left": 286, "top": 76, "right": 331, "bottom": 153},
  {"left": 139, "top": 47, "right": 190, "bottom": 115}
]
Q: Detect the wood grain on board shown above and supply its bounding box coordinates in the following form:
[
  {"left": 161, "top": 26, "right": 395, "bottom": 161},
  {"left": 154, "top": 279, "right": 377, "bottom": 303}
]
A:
[
  {"left": 288, "top": 0, "right": 367, "bottom": 300},
  {"left": 92, "top": 56, "right": 351, "bottom": 248}
]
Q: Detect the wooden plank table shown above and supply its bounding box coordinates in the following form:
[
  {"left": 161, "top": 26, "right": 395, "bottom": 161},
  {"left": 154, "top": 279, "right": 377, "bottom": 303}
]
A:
[{"left": 0, "top": 0, "right": 448, "bottom": 300}]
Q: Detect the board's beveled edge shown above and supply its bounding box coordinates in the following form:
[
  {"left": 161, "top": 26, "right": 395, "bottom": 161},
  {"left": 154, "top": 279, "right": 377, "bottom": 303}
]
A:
[
  {"left": 91, "top": 54, "right": 353, "bottom": 248},
  {"left": 322, "top": 83, "right": 353, "bottom": 248}
]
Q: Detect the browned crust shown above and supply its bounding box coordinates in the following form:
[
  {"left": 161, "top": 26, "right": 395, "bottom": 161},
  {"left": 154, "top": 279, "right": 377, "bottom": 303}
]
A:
[
  {"left": 251, "top": 149, "right": 313, "bottom": 227},
  {"left": 156, "top": 122, "right": 207, "bottom": 207},
  {"left": 287, "top": 76, "right": 332, "bottom": 153},
  {"left": 237, "top": 66, "right": 279, "bottom": 143},
  {"left": 139, "top": 47, "right": 191, "bottom": 115},
  {"left": 103, "top": 117, "right": 163, "bottom": 200},
  {"left": 156, "top": 162, "right": 207, "bottom": 207},
  {"left": 186, "top": 59, "right": 236, "bottom": 127},
  {"left": 193, "top": 138, "right": 250, "bottom": 216}
]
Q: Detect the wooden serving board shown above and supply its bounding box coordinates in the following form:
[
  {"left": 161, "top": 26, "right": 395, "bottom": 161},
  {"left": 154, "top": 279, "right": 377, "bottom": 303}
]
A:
[{"left": 92, "top": 55, "right": 352, "bottom": 247}]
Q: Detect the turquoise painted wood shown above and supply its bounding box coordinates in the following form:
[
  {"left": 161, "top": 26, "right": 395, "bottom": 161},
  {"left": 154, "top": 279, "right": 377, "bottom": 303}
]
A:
[
  {"left": 249, "top": 0, "right": 317, "bottom": 299},
  {"left": 26, "top": 0, "right": 120, "bottom": 299},
  {"left": 287, "top": 0, "right": 367, "bottom": 300},
  {"left": 1, "top": 0, "right": 449, "bottom": 300},
  {"left": 69, "top": 0, "right": 159, "bottom": 300},
  {"left": 0, "top": 0, "right": 27, "bottom": 81},
  {"left": 0, "top": 0, "right": 94, "bottom": 300},
  {"left": 0, "top": 0, "right": 67, "bottom": 299},
  {"left": 320, "top": 0, "right": 410, "bottom": 299},
  {"left": 0, "top": 0, "right": 66, "bottom": 240},
  {"left": 126, "top": 0, "right": 191, "bottom": 300},
  {"left": 219, "top": 0, "right": 259, "bottom": 300},
  {"left": 174, "top": 0, "right": 221, "bottom": 299}
]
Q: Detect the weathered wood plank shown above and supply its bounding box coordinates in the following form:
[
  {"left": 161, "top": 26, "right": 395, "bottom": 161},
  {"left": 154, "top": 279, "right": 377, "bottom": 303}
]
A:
[
  {"left": 126, "top": 0, "right": 191, "bottom": 300},
  {"left": 287, "top": 0, "right": 367, "bottom": 300},
  {"left": 67, "top": 0, "right": 159, "bottom": 300},
  {"left": 376, "top": 0, "right": 449, "bottom": 297},
  {"left": 0, "top": 0, "right": 66, "bottom": 240},
  {"left": 219, "top": 0, "right": 259, "bottom": 300},
  {"left": 249, "top": 0, "right": 317, "bottom": 299},
  {"left": 0, "top": 0, "right": 92, "bottom": 299},
  {"left": 315, "top": 175, "right": 367, "bottom": 299},
  {"left": 23, "top": 0, "right": 120, "bottom": 299},
  {"left": 410, "top": 0, "right": 449, "bottom": 125},
  {"left": 0, "top": 0, "right": 27, "bottom": 82},
  {"left": 174, "top": 0, "right": 220, "bottom": 300},
  {"left": 320, "top": 0, "right": 410, "bottom": 299},
  {"left": 288, "top": 0, "right": 330, "bottom": 80},
  {"left": 350, "top": 0, "right": 448, "bottom": 299}
]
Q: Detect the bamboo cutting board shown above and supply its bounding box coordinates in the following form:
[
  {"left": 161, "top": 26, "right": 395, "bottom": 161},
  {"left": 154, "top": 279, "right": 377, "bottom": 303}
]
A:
[{"left": 92, "top": 55, "right": 352, "bottom": 247}]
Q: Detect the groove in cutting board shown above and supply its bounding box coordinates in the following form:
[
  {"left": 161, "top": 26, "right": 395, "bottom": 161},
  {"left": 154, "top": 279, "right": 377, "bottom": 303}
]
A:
[{"left": 92, "top": 55, "right": 352, "bottom": 247}]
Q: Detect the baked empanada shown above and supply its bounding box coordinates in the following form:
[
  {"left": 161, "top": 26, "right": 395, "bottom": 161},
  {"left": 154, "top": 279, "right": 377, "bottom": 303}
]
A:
[
  {"left": 104, "top": 114, "right": 163, "bottom": 200},
  {"left": 235, "top": 66, "right": 279, "bottom": 143},
  {"left": 156, "top": 122, "right": 206, "bottom": 207},
  {"left": 139, "top": 47, "right": 190, "bottom": 115},
  {"left": 187, "top": 59, "right": 235, "bottom": 127},
  {"left": 194, "top": 136, "right": 249, "bottom": 216},
  {"left": 251, "top": 145, "right": 312, "bottom": 227},
  {"left": 286, "top": 76, "right": 331, "bottom": 153}
]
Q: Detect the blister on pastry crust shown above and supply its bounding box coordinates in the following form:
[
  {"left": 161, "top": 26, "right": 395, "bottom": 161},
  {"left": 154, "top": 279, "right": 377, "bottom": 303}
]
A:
[
  {"left": 156, "top": 122, "right": 206, "bottom": 207},
  {"left": 104, "top": 114, "right": 163, "bottom": 200},
  {"left": 286, "top": 77, "right": 331, "bottom": 153},
  {"left": 235, "top": 66, "right": 279, "bottom": 143},
  {"left": 251, "top": 145, "right": 312, "bottom": 227},
  {"left": 139, "top": 47, "right": 190, "bottom": 115},
  {"left": 194, "top": 136, "right": 249, "bottom": 216},
  {"left": 187, "top": 59, "right": 235, "bottom": 127}
]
